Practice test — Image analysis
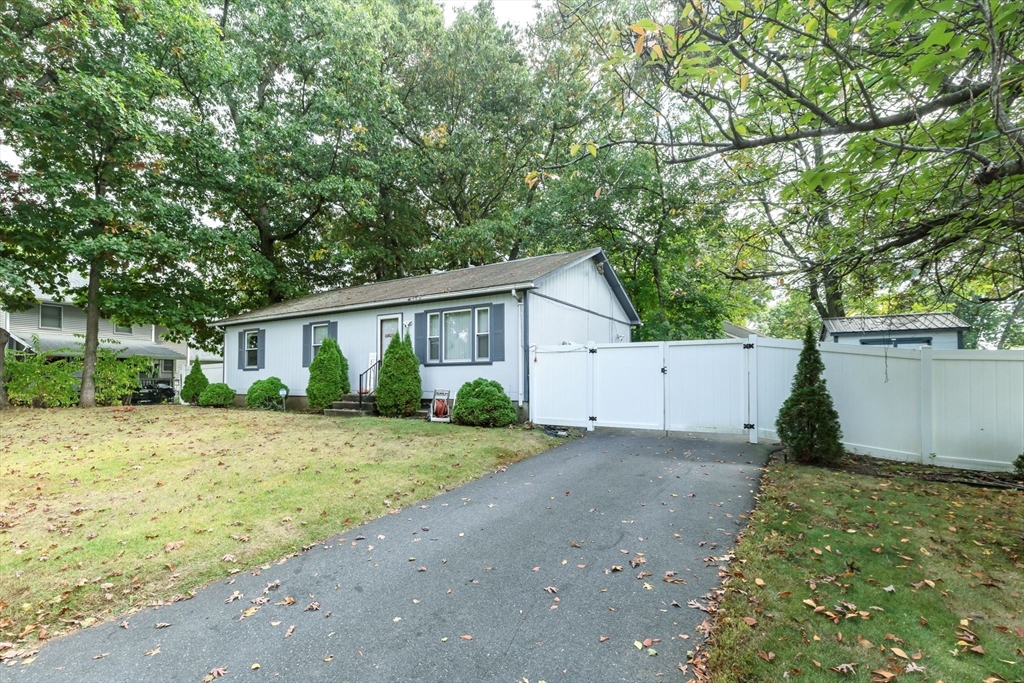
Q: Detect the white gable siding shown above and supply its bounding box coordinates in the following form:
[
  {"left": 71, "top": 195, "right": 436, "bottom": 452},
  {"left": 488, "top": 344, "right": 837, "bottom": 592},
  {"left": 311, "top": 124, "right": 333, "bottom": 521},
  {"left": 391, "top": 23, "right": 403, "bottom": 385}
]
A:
[
  {"left": 223, "top": 292, "right": 520, "bottom": 400},
  {"left": 830, "top": 330, "right": 960, "bottom": 349},
  {"left": 7, "top": 303, "right": 154, "bottom": 341},
  {"left": 528, "top": 257, "right": 632, "bottom": 346}
]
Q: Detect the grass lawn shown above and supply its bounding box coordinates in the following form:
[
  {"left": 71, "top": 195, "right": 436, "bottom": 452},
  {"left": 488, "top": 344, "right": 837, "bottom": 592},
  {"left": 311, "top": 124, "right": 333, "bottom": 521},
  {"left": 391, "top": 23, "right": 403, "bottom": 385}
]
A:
[
  {"left": 0, "top": 405, "right": 553, "bottom": 644},
  {"left": 705, "top": 459, "right": 1024, "bottom": 683}
]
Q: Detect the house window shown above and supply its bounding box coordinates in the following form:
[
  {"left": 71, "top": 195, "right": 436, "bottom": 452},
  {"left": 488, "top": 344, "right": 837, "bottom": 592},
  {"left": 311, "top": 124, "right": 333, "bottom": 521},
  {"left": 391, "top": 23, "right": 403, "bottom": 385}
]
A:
[
  {"left": 114, "top": 324, "right": 132, "bottom": 334},
  {"left": 40, "top": 304, "right": 63, "bottom": 329},
  {"left": 427, "top": 313, "right": 440, "bottom": 362},
  {"left": 475, "top": 308, "right": 490, "bottom": 360},
  {"left": 311, "top": 323, "right": 328, "bottom": 358},
  {"left": 245, "top": 330, "right": 259, "bottom": 368},
  {"left": 161, "top": 359, "right": 174, "bottom": 373},
  {"left": 443, "top": 309, "right": 472, "bottom": 362}
]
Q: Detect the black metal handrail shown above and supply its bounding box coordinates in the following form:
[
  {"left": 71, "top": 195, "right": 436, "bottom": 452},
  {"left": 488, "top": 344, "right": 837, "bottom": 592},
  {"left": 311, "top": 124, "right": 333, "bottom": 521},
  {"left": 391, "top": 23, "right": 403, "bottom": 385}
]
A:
[{"left": 358, "top": 359, "right": 381, "bottom": 409}]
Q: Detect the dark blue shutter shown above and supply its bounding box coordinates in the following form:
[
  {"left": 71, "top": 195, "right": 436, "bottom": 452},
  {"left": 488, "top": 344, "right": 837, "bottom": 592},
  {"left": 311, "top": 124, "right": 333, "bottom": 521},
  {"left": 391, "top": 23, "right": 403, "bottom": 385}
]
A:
[
  {"left": 490, "top": 304, "right": 505, "bottom": 362},
  {"left": 237, "top": 331, "right": 244, "bottom": 369},
  {"left": 414, "top": 313, "right": 426, "bottom": 364},
  {"left": 328, "top": 320, "right": 338, "bottom": 340},
  {"left": 302, "top": 324, "right": 312, "bottom": 368},
  {"left": 257, "top": 329, "right": 266, "bottom": 369}
]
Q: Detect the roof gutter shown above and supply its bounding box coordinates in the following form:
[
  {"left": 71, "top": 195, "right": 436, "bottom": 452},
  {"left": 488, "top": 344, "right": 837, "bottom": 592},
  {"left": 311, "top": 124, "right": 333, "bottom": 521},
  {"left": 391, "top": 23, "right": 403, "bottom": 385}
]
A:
[{"left": 212, "top": 283, "right": 539, "bottom": 328}]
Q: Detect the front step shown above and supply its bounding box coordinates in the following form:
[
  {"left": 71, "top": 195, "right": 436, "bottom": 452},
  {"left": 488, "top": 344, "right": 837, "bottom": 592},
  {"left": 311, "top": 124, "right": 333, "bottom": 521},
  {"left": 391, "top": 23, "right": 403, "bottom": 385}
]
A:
[
  {"left": 332, "top": 394, "right": 376, "bottom": 411},
  {"left": 324, "top": 408, "right": 376, "bottom": 418}
]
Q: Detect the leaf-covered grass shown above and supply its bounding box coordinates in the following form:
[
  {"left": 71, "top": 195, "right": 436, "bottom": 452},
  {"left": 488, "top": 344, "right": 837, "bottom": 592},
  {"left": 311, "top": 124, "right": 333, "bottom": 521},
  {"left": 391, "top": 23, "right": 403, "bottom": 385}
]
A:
[
  {"left": 707, "top": 461, "right": 1024, "bottom": 682},
  {"left": 0, "top": 405, "right": 553, "bottom": 643}
]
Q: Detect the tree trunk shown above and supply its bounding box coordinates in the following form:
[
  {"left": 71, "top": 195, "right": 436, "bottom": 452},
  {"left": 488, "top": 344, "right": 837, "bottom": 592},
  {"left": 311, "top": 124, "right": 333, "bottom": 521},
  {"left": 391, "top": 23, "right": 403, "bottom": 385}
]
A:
[
  {"left": 78, "top": 260, "right": 102, "bottom": 408},
  {"left": 997, "top": 297, "right": 1024, "bottom": 349},
  {"left": 0, "top": 327, "right": 9, "bottom": 407}
]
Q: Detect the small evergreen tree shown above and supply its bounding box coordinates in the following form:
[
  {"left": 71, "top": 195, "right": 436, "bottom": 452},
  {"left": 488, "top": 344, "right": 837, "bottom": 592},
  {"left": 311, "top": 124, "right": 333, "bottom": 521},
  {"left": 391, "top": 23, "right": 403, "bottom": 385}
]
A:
[
  {"left": 337, "top": 341, "right": 350, "bottom": 396},
  {"left": 180, "top": 361, "right": 209, "bottom": 404},
  {"left": 376, "top": 331, "right": 421, "bottom": 417},
  {"left": 306, "top": 338, "right": 344, "bottom": 411},
  {"left": 776, "top": 324, "right": 845, "bottom": 464}
]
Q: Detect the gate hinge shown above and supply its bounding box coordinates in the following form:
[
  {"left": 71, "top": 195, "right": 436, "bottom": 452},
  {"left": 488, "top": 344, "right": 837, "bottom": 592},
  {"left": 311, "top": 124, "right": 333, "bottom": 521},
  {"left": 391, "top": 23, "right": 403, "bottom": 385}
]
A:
[
  {"left": 588, "top": 348, "right": 598, "bottom": 354},
  {"left": 661, "top": 366, "right": 668, "bottom": 374},
  {"left": 589, "top": 416, "right": 597, "bottom": 422},
  {"left": 742, "top": 343, "right": 754, "bottom": 349},
  {"left": 743, "top": 423, "right": 755, "bottom": 430}
]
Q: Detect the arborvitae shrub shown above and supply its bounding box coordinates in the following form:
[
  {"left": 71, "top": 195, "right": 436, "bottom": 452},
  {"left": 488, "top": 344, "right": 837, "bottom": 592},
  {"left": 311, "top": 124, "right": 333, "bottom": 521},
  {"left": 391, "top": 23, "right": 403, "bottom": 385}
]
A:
[
  {"left": 451, "top": 378, "right": 517, "bottom": 427},
  {"left": 306, "top": 338, "right": 344, "bottom": 411},
  {"left": 180, "top": 361, "right": 209, "bottom": 404},
  {"left": 245, "top": 376, "right": 288, "bottom": 410},
  {"left": 775, "top": 324, "right": 844, "bottom": 464},
  {"left": 198, "top": 383, "right": 236, "bottom": 407},
  {"left": 375, "top": 332, "right": 421, "bottom": 417}
]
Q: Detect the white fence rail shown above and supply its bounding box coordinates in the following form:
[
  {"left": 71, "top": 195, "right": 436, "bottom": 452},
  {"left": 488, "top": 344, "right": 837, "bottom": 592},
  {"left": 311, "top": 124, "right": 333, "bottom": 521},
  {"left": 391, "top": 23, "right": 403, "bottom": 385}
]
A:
[{"left": 530, "top": 338, "right": 1024, "bottom": 472}]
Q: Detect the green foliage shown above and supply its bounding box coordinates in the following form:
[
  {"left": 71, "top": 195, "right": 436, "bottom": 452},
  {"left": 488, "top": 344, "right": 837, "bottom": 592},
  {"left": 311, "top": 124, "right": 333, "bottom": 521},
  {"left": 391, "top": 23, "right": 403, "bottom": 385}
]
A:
[
  {"left": 180, "top": 361, "right": 209, "bottom": 404},
  {"left": 754, "top": 291, "right": 822, "bottom": 340},
  {"left": 775, "top": 325, "right": 844, "bottom": 465},
  {"left": 199, "top": 383, "right": 236, "bottom": 407},
  {"left": 93, "top": 348, "right": 151, "bottom": 406},
  {"left": 245, "top": 377, "right": 288, "bottom": 410},
  {"left": 1013, "top": 454, "right": 1024, "bottom": 478},
  {"left": 306, "top": 338, "right": 345, "bottom": 412},
  {"left": 450, "top": 378, "right": 517, "bottom": 428},
  {"left": 4, "top": 350, "right": 80, "bottom": 408},
  {"left": 375, "top": 332, "right": 421, "bottom": 417}
]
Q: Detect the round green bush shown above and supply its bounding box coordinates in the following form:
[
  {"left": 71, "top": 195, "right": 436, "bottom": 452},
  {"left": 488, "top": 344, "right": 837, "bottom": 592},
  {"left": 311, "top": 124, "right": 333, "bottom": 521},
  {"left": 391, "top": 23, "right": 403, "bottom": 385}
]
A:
[
  {"left": 376, "top": 332, "right": 421, "bottom": 417},
  {"left": 245, "top": 376, "right": 288, "bottom": 410},
  {"left": 451, "top": 378, "right": 517, "bottom": 427},
  {"left": 306, "top": 338, "right": 347, "bottom": 411},
  {"left": 180, "top": 361, "right": 209, "bottom": 404},
  {"left": 198, "top": 383, "right": 236, "bottom": 407}
]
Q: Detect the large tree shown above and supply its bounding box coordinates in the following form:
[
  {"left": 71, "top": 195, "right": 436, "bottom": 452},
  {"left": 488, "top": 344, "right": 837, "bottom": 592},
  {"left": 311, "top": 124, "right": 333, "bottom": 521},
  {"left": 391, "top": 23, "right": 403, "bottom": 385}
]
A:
[
  {"left": 559, "top": 0, "right": 1024, "bottom": 310},
  {"left": 1, "top": 0, "right": 224, "bottom": 407}
]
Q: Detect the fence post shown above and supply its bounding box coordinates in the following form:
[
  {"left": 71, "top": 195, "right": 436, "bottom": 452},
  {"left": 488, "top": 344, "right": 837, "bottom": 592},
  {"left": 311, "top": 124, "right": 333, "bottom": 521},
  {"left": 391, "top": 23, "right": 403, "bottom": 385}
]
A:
[
  {"left": 747, "top": 335, "right": 758, "bottom": 444},
  {"left": 919, "top": 346, "right": 934, "bottom": 465},
  {"left": 586, "top": 341, "right": 596, "bottom": 432}
]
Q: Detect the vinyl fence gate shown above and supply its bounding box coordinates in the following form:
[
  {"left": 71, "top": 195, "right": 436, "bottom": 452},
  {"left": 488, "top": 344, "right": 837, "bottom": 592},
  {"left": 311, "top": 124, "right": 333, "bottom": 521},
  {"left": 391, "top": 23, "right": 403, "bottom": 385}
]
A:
[
  {"left": 529, "top": 339, "right": 758, "bottom": 443},
  {"left": 529, "top": 337, "right": 1024, "bottom": 472}
]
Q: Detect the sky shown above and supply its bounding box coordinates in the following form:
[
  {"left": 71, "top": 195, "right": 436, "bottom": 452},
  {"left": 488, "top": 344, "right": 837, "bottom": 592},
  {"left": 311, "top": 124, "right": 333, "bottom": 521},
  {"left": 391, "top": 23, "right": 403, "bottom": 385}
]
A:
[{"left": 440, "top": 0, "right": 550, "bottom": 26}]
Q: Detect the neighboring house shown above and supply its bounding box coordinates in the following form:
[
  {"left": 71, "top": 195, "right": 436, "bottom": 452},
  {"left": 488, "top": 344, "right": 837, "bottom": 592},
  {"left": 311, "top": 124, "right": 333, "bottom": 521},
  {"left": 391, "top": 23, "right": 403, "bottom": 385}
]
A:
[
  {"left": 721, "top": 321, "right": 757, "bottom": 339},
  {"left": 819, "top": 313, "right": 970, "bottom": 349},
  {"left": 1, "top": 276, "right": 187, "bottom": 379},
  {"left": 213, "top": 248, "right": 641, "bottom": 409}
]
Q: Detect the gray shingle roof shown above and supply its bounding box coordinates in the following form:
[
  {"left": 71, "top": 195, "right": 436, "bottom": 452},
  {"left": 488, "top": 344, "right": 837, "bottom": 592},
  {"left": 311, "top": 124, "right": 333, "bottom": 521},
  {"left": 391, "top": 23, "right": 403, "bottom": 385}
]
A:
[
  {"left": 214, "top": 249, "right": 636, "bottom": 326},
  {"left": 821, "top": 312, "right": 970, "bottom": 335}
]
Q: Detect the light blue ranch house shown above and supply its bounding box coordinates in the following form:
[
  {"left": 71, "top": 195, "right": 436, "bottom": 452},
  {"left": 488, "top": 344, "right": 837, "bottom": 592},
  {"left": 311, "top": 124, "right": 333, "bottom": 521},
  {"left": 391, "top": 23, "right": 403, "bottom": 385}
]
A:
[{"left": 213, "top": 249, "right": 641, "bottom": 413}]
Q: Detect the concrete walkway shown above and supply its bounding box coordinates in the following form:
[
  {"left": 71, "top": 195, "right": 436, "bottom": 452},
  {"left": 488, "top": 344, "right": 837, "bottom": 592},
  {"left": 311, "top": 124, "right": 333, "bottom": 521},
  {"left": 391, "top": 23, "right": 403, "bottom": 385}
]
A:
[{"left": 13, "top": 430, "right": 769, "bottom": 682}]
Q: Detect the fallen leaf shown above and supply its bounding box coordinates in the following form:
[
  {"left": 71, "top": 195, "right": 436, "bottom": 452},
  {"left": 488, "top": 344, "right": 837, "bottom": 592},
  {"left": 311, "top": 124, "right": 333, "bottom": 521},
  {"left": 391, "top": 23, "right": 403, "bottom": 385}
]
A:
[
  {"left": 323, "top": 655, "right": 333, "bottom": 662},
  {"left": 284, "top": 625, "right": 295, "bottom": 638},
  {"left": 154, "top": 623, "right": 171, "bottom": 629},
  {"left": 144, "top": 646, "right": 160, "bottom": 656},
  {"left": 163, "top": 540, "right": 184, "bottom": 552},
  {"left": 829, "top": 662, "right": 856, "bottom": 674},
  {"left": 543, "top": 586, "right": 558, "bottom": 594},
  {"left": 599, "top": 636, "right": 609, "bottom": 643},
  {"left": 743, "top": 617, "right": 758, "bottom": 627},
  {"left": 208, "top": 667, "right": 227, "bottom": 679},
  {"left": 754, "top": 578, "right": 765, "bottom": 587},
  {"left": 460, "top": 635, "right": 473, "bottom": 640},
  {"left": 92, "top": 653, "right": 109, "bottom": 659},
  {"left": 251, "top": 663, "right": 260, "bottom": 670},
  {"left": 891, "top": 647, "right": 909, "bottom": 659},
  {"left": 758, "top": 650, "right": 775, "bottom": 662},
  {"left": 305, "top": 602, "right": 320, "bottom": 611}
]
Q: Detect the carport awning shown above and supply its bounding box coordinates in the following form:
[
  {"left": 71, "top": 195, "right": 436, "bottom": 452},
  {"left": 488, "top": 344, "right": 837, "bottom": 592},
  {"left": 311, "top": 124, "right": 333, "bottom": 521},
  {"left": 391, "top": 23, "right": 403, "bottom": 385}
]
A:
[{"left": 17, "top": 332, "right": 187, "bottom": 360}]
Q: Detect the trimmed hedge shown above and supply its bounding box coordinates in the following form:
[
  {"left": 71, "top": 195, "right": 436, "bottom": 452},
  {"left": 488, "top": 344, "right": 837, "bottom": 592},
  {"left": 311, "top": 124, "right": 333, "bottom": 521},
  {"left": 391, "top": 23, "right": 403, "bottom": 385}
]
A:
[
  {"left": 451, "top": 378, "right": 517, "bottom": 427},
  {"left": 376, "top": 332, "right": 421, "bottom": 417},
  {"left": 246, "top": 376, "right": 288, "bottom": 410},
  {"left": 775, "top": 324, "right": 844, "bottom": 464},
  {"left": 306, "top": 338, "right": 346, "bottom": 411},
  {"left": 198, "top": 383, "right": 235, "bottom": 407},
  {"left": 180, "top": 361, "right": 209, "bottom": 404}
]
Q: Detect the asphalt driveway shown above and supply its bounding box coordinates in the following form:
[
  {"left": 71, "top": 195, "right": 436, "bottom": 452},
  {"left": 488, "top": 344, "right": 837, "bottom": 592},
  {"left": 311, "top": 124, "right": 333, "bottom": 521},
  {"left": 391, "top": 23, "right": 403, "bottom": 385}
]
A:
[{"left": 12, "top": 430, "right": 769, "bottom": 682}]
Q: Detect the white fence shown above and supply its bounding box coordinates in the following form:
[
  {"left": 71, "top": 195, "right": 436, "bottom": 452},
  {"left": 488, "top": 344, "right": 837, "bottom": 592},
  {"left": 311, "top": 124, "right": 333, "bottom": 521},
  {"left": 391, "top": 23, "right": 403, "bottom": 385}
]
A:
[{"left": 529, "top": 338, "right": 1024, "bottom": 472}]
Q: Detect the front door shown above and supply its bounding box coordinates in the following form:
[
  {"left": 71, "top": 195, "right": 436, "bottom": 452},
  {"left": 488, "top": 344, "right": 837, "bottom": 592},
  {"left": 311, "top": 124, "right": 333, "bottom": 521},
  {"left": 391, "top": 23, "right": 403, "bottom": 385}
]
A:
[{"left": 379, "top": 315, "right": 401, "bottom": 360}]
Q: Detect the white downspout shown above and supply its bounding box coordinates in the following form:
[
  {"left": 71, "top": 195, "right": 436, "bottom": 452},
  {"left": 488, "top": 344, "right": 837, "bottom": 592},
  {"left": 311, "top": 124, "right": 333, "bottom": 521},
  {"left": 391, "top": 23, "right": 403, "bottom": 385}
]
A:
[{"left": 514, "top": 289, "right": 524, "bottom": 407}]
